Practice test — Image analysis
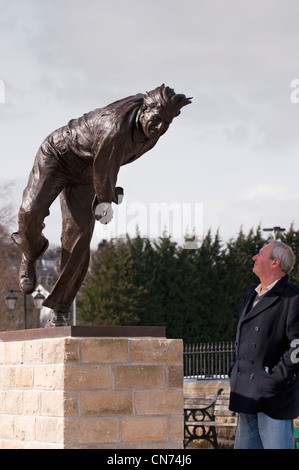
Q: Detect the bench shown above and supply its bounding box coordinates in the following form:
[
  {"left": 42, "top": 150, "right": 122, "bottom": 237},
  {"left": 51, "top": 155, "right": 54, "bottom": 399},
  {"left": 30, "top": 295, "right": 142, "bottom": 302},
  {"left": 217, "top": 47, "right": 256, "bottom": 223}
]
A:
[
  {"left": 184, "top": 390, "right": 299, "bottom": 449},
  {"left": 184, "top": 388, "right": 237, "bottom": 449}
]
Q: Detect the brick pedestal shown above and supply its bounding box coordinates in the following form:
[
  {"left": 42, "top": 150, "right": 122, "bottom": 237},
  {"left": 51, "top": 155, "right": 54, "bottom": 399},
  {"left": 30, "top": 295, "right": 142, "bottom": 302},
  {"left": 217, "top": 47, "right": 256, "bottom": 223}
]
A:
[{"left": 0, "top": 326, "right": 183, "bottom": 449}]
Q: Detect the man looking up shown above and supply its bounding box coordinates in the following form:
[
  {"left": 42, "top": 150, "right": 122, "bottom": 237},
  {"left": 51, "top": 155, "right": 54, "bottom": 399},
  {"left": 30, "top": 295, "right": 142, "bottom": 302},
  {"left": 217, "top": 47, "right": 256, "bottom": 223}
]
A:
[{"left": 229, "top": 240, "right": 299, "bottom": 448}]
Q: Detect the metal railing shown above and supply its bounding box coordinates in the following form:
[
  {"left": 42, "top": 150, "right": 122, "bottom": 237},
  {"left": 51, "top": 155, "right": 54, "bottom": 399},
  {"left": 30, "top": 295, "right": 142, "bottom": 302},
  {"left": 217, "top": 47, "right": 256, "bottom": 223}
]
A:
[{"left": 183, "top": 341, "right": 235, "bottom": 379}]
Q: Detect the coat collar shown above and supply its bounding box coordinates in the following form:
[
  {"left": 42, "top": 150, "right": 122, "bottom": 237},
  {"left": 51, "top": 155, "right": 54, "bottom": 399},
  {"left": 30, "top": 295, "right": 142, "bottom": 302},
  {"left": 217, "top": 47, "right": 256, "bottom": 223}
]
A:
[{"left": 240, "top": 275, "right": 288, "bottom": 322}]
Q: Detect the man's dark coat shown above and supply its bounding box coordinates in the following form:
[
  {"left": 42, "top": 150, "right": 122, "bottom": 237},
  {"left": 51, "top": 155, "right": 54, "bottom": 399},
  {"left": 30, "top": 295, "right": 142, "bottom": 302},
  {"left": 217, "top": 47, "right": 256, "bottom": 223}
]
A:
[{"left": 229, "top": 275, "right": 299, "bottom": 419}]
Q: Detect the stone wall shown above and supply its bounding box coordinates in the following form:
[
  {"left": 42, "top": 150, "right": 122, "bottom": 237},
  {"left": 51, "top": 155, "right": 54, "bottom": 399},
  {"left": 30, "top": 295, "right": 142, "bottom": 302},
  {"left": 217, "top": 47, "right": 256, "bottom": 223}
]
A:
[
  {"left": 0, "top": 327, "right": 184, "bottom": 449},
  {"left": 184, "top": 380, "right": 299, "bottom": 448}
]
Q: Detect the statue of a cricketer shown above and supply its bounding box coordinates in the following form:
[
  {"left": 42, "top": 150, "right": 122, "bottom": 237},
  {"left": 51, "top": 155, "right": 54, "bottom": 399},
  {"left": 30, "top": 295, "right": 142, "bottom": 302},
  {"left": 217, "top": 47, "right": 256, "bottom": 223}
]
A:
[{"left": 11, "top": 84, "right": 192, "bottom": 327}]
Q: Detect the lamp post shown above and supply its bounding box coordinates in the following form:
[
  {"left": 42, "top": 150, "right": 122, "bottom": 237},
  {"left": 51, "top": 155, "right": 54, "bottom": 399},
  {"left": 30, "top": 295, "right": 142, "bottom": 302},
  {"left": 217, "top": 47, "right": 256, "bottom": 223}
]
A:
[
  {"left": 5, "top": 289, "right": 45, "bottom": 329},
  {"left": 263, "top": 226, "right": 286, "bottom": 240}
]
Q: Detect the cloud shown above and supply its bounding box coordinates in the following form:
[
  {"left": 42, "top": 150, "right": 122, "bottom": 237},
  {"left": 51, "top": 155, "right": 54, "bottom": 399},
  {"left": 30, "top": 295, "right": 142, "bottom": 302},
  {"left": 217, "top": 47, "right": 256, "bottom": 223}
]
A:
[
  {"left": 1, "top": 0, "right": 299, "bottom": 248},
  {"left": 241, "top": 185, "right": 294, "bottom": 202}
]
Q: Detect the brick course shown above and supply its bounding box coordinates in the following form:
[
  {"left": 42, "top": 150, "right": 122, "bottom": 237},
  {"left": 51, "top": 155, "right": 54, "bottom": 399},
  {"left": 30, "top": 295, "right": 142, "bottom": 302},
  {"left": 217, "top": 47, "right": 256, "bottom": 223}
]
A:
[{"left": 0, "top": 331, "right": 183, "bottom": 448}]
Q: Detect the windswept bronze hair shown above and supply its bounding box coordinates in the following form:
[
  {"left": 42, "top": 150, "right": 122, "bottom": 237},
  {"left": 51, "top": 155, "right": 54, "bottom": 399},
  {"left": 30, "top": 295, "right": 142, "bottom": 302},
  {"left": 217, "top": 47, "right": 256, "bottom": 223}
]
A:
[{"left": 143, "top": 84, "right": 192, "bottom": 118}]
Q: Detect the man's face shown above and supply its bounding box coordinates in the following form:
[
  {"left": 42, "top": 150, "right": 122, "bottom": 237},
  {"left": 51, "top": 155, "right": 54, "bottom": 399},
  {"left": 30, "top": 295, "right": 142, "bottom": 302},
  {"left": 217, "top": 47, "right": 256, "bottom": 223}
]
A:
[
  {"left": 252, "top": 243, "right": 274, "bottom": 279},
  {"left": 139, "top": 107, "right": 172, "bottom": 139}
]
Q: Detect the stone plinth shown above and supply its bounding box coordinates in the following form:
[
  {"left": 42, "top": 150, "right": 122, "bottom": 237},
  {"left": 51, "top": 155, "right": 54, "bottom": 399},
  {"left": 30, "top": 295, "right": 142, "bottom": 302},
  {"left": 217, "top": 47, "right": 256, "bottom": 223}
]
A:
[{"left": 0, "top": 326, "right": 183, "bottom": 449}]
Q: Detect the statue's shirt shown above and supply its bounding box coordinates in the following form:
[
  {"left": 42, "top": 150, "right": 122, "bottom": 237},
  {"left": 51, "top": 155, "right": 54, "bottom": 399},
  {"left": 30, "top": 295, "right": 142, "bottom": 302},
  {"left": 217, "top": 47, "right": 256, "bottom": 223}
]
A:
[{"left": 41, "top": 94, "right": 159, "bottom": 203}]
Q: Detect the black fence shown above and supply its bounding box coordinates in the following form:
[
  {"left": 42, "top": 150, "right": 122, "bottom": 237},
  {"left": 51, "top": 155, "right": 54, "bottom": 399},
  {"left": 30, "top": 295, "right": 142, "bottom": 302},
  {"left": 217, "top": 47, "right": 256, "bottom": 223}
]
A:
[{"left": 183, "top": 342, "right": 235, "bottom": 379}]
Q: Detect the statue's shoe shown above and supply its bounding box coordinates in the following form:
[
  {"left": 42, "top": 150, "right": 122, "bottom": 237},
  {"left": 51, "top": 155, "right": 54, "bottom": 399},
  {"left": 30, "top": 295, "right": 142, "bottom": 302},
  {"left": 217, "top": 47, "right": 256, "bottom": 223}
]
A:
[
  {"left": 45, "top": 311, "right": 68, "bottom": 328},
  {"left": 19, "top": 255, "right": 37, "bottom": 295}
]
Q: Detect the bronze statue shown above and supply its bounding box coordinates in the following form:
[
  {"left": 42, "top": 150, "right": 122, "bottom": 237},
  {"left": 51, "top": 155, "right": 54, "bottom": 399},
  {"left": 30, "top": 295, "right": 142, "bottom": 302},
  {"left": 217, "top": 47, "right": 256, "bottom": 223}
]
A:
[{"left": 11, "top": 85, "right": 192, "bottom": 327}]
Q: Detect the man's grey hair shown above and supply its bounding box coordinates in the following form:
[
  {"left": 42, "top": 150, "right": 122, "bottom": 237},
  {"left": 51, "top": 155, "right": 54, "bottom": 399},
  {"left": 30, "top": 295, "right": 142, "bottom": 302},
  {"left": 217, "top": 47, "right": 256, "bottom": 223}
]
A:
[{"left": 269, "top": 240, "right": 296, "bottom": 274}]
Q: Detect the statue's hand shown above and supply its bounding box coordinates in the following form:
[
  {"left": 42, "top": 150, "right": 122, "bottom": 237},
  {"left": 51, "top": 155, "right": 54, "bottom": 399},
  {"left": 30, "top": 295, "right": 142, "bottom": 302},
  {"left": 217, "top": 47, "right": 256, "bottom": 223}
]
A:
[{"left": 94, "top": 202, "right": 114, "bottom": 224}]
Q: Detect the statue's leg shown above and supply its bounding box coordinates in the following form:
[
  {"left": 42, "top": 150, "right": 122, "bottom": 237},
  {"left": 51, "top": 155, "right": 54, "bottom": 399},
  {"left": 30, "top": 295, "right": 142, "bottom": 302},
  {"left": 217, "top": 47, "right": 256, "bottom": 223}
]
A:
[
  {"left": 11, "top": 147, "right": 65, "bottom": 293},
  {"left": 42, "top": 181, "right": 95, "bottom": 317}
]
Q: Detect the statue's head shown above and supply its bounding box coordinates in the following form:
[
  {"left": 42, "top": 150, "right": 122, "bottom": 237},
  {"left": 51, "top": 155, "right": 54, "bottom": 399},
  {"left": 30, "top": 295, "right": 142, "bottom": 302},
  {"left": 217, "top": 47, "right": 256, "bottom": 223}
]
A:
[{"left": 139, "top": 84, "right": 192, "bottom": 139}]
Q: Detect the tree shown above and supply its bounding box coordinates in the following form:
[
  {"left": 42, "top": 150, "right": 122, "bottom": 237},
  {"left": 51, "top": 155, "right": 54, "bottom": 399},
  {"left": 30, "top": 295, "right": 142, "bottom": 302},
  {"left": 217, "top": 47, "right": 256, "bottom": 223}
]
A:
[
  {"left": 180, "top": 230, "right": 228, "bottom": 342},
  {"left": 280, "top": 224, "right": 299, "bottom": 285},
  {"left": 76, "top": 224, "right": 299, "bottom": 343},
  {"left": 77, "top": 237, "right": 149, "bottom": 325},
  {"left": 0, "top": 182, "right": 38, "bottom": 331},
  {"left": 219, "top": 226, "right": 265, "bottom": 340},
  {"left": 139, "top": 235, "right": 186, "bottom": 336},
  {"left": 77, "top": 230, "right": 229, "bottom": 341}
]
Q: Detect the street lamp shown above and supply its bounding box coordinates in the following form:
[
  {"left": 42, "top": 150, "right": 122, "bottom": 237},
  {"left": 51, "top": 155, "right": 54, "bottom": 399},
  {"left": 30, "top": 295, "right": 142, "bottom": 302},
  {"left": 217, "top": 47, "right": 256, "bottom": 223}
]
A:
[
  {"left": 33, "top": 290, "right": 46, "bottom": 310},
  {"left": 5, "top": 290, "right": 18, "bottom": 310},
  {"left": 263, "top": 226, "right": 285, "bottom": 240},
  {"left": 5, "top": 289, "right": 45, "bottom": 329}
]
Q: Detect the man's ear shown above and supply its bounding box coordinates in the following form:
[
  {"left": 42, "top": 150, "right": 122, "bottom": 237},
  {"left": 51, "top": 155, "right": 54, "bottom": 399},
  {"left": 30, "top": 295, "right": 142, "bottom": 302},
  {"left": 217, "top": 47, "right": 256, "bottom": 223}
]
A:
[{"left": 272, "top": 258, "right": 281, "bottom": 268}]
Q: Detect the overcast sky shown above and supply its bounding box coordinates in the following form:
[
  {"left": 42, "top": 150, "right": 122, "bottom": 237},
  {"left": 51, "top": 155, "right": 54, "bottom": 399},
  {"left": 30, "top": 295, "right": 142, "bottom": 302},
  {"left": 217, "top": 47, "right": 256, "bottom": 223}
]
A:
[{"left": 1, "top": 0, "right": 299, "bottom": 248}]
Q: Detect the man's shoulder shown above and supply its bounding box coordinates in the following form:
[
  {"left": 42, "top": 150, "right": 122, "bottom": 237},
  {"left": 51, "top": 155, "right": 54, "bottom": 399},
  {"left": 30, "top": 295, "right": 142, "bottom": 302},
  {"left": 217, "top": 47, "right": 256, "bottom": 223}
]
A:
[
  {"left": 284, "top": 279, "right": 299, "bottom": 295},
  {"left": 272, "top": 275, "right": 299, "bottom": 298}
]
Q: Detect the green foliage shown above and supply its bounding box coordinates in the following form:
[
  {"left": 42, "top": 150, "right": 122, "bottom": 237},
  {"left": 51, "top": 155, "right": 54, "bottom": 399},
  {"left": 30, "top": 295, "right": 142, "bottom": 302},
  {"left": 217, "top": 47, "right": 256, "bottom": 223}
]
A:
[
  {"left": 77, "top": 238, "right": 148, "bottom": 325},
  {"left": 77, "top": 225, "right": 299, "bottom": 343}
]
